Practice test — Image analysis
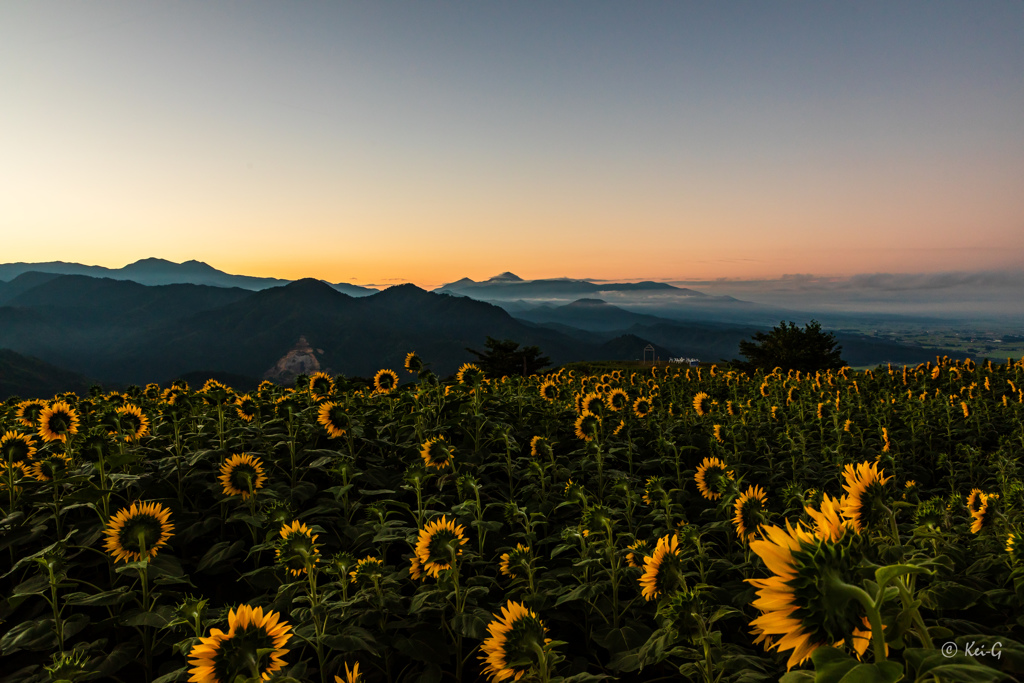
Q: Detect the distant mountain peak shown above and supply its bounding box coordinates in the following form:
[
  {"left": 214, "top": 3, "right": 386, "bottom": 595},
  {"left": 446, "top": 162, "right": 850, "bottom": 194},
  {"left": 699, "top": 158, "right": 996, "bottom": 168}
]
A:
[
  {"left": 373, "top": 282, "right": 431, "bottom": 299},
  {"left": 283, "top": 278, "right": 339, "bottom": 293},
  {"left": 130, "top": 257, "right": 175, "bottom": 265},
  {"left": 566, "top": 298, "right": 608, "bottom": 307},
  {"left": 487, "top": 272, "right": 523, "bottom": 282},
  {"left": 122, "top": 257, "right": 219, "bottom": 274}
]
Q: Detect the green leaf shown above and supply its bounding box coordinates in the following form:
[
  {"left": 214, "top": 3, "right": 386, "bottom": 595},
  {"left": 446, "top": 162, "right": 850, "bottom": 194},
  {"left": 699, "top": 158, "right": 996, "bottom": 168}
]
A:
[
  {"left": 64, "top": 587, "right": 134, "bottom": 606},
  {"left": 835, "top": 662, "right": 903, "bottom": 683},
  {"left": 0, "top": 618, "right": 56, "bottom": 655},
  {"left": 809, "top": 646, "right": 859, "bottom": 683},
  {"left": 874, "top": 564, "right": 930, "bottom": 590},
  {"left": 554, "top": 582, "right": 601, "bottom": 606},
  {"left": 319, "top": 625, "right": 378, "bottom": 655},
  {"left": 123, "top": 606, "right": 174, "bottom": 628},
  {"left": 151, "top": 667, "right": 189, "bottom": 683},
  {"left": 196, "top": 540, "right": 245, "bottom": 572},
  {"left": 451, "top": 609, "right": 490, "bottom": 639},
  {"left": 919, "top": 664, "right": 1007, "bottom": 683}
]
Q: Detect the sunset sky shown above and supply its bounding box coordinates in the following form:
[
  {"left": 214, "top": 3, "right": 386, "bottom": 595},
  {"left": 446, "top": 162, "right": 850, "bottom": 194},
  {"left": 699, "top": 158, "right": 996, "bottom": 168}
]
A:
[{"left": 2, "top": 2, "right": 1022, "bottom": 289}]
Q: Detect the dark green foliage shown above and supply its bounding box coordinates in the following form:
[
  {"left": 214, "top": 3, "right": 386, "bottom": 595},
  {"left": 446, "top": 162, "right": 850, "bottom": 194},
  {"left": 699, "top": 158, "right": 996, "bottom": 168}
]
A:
[
  {"left": 465, "top": 337, "right": 551, "bottom": 377},
  {"left": 736, "top": 320, "right": 846, "bottom": 373}
]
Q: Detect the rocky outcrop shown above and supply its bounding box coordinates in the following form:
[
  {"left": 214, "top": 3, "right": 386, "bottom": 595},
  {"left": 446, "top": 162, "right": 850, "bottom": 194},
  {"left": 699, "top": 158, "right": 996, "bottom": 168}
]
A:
[{"left": 263, "top": 336, "right": 323, "bottom": 384}]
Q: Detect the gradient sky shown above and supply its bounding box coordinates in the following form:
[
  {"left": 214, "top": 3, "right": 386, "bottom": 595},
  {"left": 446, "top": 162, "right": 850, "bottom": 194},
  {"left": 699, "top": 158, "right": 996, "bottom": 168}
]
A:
[{"left": 2, "top": 2, "right": 1022, "bottom": 288}]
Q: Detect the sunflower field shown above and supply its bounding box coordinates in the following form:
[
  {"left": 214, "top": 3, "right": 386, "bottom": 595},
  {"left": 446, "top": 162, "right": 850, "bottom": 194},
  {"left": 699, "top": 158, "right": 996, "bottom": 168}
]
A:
[{"left": 3, "top": 354, "right": 1024, "bottom": 683}]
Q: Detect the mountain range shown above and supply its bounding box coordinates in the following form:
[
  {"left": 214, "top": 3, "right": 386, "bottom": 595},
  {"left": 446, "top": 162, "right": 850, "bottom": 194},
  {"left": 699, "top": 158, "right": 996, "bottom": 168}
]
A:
[
  {"left": 0, "top": 260, "right": 964, "bottom": 397},
  {"left": 0, "top": 258, "right": 377, "bottom": 296},
  {"left": 0, "top": 273, "right": 678, "bottom": 392}
]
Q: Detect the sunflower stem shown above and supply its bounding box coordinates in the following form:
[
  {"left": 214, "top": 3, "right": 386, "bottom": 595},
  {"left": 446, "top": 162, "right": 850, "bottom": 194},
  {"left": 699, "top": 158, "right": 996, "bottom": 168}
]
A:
[
  {"left": 137, "top": 532, "right": 154, "bottom": 682},
  {"left": 45, "top": 559, "right": 65, "bottom": 652},
  {"left": 895, "top": 578, "right": 934, "bottom": 649},
  {"left": 445, "top": 543, "right": 467, "bottom": 683},
  {"left": 306, "top": 564, "right": 327, "bottom": 683},
  {"left": 827, "top": 575, "right": 887, "bottom": 664}
]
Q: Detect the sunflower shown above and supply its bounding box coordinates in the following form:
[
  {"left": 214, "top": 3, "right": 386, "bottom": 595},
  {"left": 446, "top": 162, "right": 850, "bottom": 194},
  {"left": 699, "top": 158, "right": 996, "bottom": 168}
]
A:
[
  {"left": 373, "top": 369, "right": 399, "bottom": 393},
  {"left": 1, "top": 461, "right": 32, "bottom": 487},
  {"left": 539, "top": 380, "right": 560, "bottom": 402},
  {"left": 234, "top": 394, "right": 259, "bottom": 423},
  {"left": 1, "top": 430, "right": 36, "bottom": 465},
  {"left": 275, "top": 394, "right": 302, "bottom": 419},
  {"left": 713, "top": 424, "right": 724, "bottom": 443},
  {"left": 632, "top": 396, "right": 652, "bottom": 418},
  {"left": 499, "top": 544, "right": 531, "bottom": 579},
  {"left": 479, "top": 600, "right": 552, "bottom": 683},
  {"left": 201, "top": 378, "right": 229, "bottom": 394},
  {"left": 692, "top": 392, "right": 711, "bottom": 416},
  {"left": 37, "top": 401, "right": 79, "bottom": 444},
  {"left": 404, "top": 351, "right": 424, "bottom": 374},
  {"left": 335, "top": 662, "right": 362, "bottom": 683},
  {"left": 840, "top": 461, "right": 892, "bottom": 532},
  {"left": 420, "top": 436, "right": 452, "bottom": 470},
  {"left": 349, "top": 556, "right": 385, "bottom": 584},
  {"left": 31, "top": 453, "right": 72, "bottom": 481},
  {"left": 115, "top": 405, "right": 150, "bottom": 442},
  {"left": 317, "top": 402, "right": 348, "bottom": 438},
  {"left": 604, "top": 388, "right": 629, "bottom": 412},
  {"left": 970, "top": 493, "right": 995, "bottom": 534},
  {"left": 966, "top": 488, "right": 985, "bottom": 513},
  {"left": 805, "top": 494, "right": 855, "bottom": 542},
  {"left": 414, "top": 515, "right": 468, "bottom": 579},
  {"left": 409, "top": 555, "right": 424, "bottom": 581},
  {"left": 573, "top": 412, "right": 601, "bottom": 442},
  {"left": 456, "top": 363, "right": 485, "bottom": 387},
  {"left": 1008, "top": 533, "right": 1022, "bottom": 564},
  {"left": 187, "top": 604, "right": 292, "bottom": 683},
  {"left": 626, "top": 539, "right": 652, "bottom": 568},
  {"left": 695, "top": 457, "right": 733, "bottom": 501},
  {"left": 642, "top": 476, "right": 665, "bottom": 506},
  {"left": 15, "top": 399, "right": 47, "bottom": 428},
  {"left": 733, "top": 485, "right": 768, "bottom": 540},
  {"left": 218, "top": 454, "right": 267, "bottom": 499},
  {"left": 309, "top": 372, "right": 335, "bottom": 400},
  {"left": 915, "top": 498, "right": 946, "bottom": 529},
  {"left": 199, "top": 379, "right": 234, "bottom": 405},
  {"left": 105, "top": 391, "right": 129, "bottom": 408},
  {"left": 529, "top": 436, "right": 552, "bottom": 459},
  {"left": 103, "top": 501, "right": 174, "bottom": 564},
  {"left": 639, "top": 533, "right": 683, "bottom": 601},
  {"left": 256, "top": 380, "right": 276, "bottom": 401},
  {"left": 276, "top": 520, "right": 320, "bottom": 577},
  {"left": 747, "top": 521, "right": 868, "bottom": 670},
  {"left": 579, "top": 392, "right": 604, "bottom": 416}
]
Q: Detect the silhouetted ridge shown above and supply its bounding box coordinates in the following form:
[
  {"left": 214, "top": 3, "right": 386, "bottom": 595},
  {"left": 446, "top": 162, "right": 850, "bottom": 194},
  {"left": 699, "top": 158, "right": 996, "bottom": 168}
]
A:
[{"left": 371, "top": 283, "right": 431, "bottom": 298}]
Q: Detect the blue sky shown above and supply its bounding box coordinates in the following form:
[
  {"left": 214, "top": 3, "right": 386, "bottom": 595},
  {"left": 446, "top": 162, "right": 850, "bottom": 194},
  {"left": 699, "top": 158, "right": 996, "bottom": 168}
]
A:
[{"left": 2, "top": 2, "right": 1022, "bottom": 286}]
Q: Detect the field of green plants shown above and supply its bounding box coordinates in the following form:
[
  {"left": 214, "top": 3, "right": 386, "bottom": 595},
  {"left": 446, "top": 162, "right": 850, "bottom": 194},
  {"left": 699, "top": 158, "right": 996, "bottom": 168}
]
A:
[{"left": 2, "top": 355, "right": 1024, "bottom": 683}]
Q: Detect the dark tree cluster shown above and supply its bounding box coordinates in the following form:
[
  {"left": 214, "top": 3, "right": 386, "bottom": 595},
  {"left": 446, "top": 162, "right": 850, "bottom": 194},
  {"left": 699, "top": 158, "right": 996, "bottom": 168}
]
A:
[
  {"left": 465, "top": 337, "right": 551, "bottom": 377},
  {"left": 735, "top": 320, "right": 845, "bottom": 374}
]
